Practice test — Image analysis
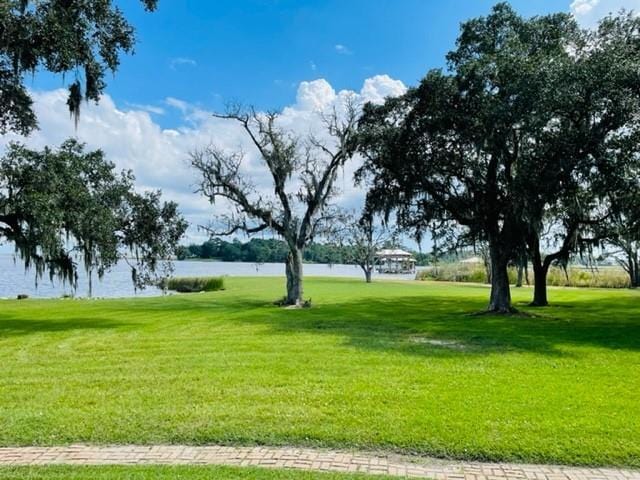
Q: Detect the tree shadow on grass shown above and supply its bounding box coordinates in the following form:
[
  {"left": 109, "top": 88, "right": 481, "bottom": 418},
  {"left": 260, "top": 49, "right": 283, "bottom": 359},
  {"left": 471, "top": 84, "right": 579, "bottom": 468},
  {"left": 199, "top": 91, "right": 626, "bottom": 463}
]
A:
[
  {"left": 230, "top": 292, "right": 640, "bottom": 358},
  {"left": 104, "top": 294, "right": 269, "bottom": 314},
  {"left": 4, "top": 283, "right": 639, "bottom": 357},
  {"left": 0, "top": 317, "right": 138, "bottom": 338},
  {"left": 126, "top": 281, "right": 640, "bottom": 357}
]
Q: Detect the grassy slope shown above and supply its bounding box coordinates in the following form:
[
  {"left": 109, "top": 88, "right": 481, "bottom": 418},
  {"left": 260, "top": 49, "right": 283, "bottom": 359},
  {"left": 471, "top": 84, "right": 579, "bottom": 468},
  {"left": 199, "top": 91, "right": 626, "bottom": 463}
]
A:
[
  {"left": 0, "top": 277, "right": 639, "bottom": 467},
  {"left": 0, "top": 466, "right": 385, "bottom": 480}
]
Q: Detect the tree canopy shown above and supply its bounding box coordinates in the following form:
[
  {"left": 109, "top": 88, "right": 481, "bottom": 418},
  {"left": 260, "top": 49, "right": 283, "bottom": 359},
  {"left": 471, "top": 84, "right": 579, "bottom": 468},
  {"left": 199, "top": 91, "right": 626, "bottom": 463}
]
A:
[
  {"left": 0, "top": 0, "right": 157, "bottom": 134},
  {"left": 355, "top": 3, "right": 640, "bottom": 312},
  {"left": 0, "top": 139, "right": 187, "bottom": 293}
]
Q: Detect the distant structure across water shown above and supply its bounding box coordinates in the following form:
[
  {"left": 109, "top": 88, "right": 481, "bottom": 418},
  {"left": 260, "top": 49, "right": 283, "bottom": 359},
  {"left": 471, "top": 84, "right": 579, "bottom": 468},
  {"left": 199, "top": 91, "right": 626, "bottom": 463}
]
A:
[{"left": 375, "top": 249, "right": 416, "bottom": 274}]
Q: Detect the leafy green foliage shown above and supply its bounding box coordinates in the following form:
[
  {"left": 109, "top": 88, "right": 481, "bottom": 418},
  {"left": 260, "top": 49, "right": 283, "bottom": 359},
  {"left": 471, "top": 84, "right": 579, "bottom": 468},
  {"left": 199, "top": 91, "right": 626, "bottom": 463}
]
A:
[
  {"left": 165, "top": 276, "right": 224, "bottom": 293},
  {"left": 520, "top": 10, "right": 640, "bottom": 304},
  {"left": 0, "top": 0, "right": 157, "bottom": 134},
  {"left": 0, "top": 139, "right": 187, "bottom": 291},
  {"left": 355, "top": 4, "right": 640, "bottom": 310},
  {"left": 179, "top": 238, "right": 346, "bottom": 264},
  {"left": 356, "top": 3, "right": 581, "bottom": 311},
  {"left": 600, "top": 169, "right": 640, "bottom": 287}
]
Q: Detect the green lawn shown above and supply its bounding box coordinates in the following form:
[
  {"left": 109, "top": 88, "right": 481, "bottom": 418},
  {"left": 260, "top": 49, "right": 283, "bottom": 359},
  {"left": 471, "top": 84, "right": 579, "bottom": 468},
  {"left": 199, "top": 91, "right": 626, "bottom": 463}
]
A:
[
  {"left": 0, "top": 466, "right": 386, "bottom": 479},
  {"left": 1, "top": 277, "right": 639, "bottom": 467}
]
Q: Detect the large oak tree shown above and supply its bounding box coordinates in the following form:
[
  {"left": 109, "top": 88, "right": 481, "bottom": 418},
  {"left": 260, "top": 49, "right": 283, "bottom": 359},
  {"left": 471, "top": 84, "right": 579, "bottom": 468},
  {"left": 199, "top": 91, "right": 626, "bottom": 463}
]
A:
[
  {"left": 355, "top": 4, "right": 640, "bottom": 312},
  {"left": 0, "top": 140, "right": 187, "bottom": 293},
  {"left": 520, "top": 12, "right": 640, "bottom": 305},
  {"left": 191, "top": 105, "right": 358, "bottom": 306},
  {"left": 356, "top": 4, "right": 575, "bottom": 312}
]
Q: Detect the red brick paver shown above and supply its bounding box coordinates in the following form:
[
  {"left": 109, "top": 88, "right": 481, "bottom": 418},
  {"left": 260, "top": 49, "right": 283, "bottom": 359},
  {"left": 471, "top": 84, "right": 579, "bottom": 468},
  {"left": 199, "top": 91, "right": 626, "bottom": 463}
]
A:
[{"left": 0, "top": 445, "right": 638, "bottom": 479}]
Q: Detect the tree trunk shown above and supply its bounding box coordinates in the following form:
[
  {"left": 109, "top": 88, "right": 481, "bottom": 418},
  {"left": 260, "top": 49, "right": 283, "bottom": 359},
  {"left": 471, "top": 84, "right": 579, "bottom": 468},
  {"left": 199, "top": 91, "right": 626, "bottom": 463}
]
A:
[
  {"left": 531, "top": 261, "right": 549, "bottom": 306},
  {"left": 483, "top": 255, "right": 492, "bottom": 284},
  {"left": 487, "top": 243, "right": 512, "bottom": 313},
  {"left": 364, "top": 267, "right": 372, "bottom": 283},
  {"left": 629, "top": 251, "right": 639, "bottom": 288},
  {"left": 515, "top": 263, "right": 524, "bottom": 288},
  {"left": 285, "top": 248, "right": 304, "bottom": 305},
  {"left": 528, "top": 232, "right": 550, "bottom": 307}
]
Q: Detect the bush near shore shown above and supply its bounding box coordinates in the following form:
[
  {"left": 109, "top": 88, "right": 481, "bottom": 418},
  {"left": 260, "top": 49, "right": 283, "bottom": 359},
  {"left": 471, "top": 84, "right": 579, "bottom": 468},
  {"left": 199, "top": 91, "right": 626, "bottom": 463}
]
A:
[
  {"left": 164, "top": 276, "right": 225, "bottom": 293},
  {"left": 416, "top": 263, "right": 630, "bottom": 288}
]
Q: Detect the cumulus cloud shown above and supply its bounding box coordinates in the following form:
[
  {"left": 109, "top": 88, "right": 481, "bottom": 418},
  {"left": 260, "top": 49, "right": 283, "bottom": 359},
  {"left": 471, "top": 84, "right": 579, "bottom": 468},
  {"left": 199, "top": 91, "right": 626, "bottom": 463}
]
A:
[
  {"left": 0, "top": 75, "right": 406, "bottom": 243},
  {"left": 360, "top": 75, "right": 407, "bottom": 105},
  {"left": 570, "top": 0, "right": 640, "bottom": 26},
  {"left": 295, "top": 79, "right": 337, "bottom": 111}
]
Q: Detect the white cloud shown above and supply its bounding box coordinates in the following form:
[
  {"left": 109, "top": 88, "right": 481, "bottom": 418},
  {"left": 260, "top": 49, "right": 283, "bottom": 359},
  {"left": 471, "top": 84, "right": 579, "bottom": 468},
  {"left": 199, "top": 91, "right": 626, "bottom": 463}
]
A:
[
  {"left": 1, "top": 75, "right": 406, "bottom": 243},
  {"left": 126, "top": 103, "right": 165, "bottom": 115},
  {"left": 334, "top": 44, "right": 353, "bottom": 55},
  {"left": 571, "top": 0, "right": 599, "bottom": 15},
  {"left": 169, "top": 57, "right": 197, "bottom": 70},
  {"left": 570, "top": 0, "right": 640, "bottom": 26},
  {"left": 360, "top": 75, "right": 407, "bottom": 105},
  {"left": 309, "top": 61, "right": 317, "bottom": 71},
  {"left": 295, "top": 79, "right": 337, "bottom": 111},
  {"left": 165, "top": 97, "right": 190, "bottom": 113}
]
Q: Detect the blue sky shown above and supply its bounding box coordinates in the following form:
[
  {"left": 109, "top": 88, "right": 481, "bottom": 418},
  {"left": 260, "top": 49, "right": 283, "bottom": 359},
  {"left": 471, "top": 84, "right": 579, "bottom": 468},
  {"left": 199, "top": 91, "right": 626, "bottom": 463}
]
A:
[
  {"left": 31, "top": 0, "right": 579, "bottom": 127},
  {"left": 10, "top": 0, "right": 640, "bottom": 246}
]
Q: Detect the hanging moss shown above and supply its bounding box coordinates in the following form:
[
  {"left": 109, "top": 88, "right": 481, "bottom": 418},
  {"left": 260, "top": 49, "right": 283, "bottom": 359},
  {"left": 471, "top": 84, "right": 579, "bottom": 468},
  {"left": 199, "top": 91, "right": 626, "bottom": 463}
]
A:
[
  {"left": 0, "top": 140, "right": 187, "bottom": 294},
  {"left": 66, "top": 81, "right": 82, "bottom": 129},
  {"left": 1, "top": 1, "right": 157, "bottom": 135}
]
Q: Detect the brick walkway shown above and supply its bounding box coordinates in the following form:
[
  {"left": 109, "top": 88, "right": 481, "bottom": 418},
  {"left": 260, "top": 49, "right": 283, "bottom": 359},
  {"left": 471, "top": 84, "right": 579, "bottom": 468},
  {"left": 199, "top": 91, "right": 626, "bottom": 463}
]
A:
[{"left": 0, "top": 445, "right": 638, "bottom": 479}]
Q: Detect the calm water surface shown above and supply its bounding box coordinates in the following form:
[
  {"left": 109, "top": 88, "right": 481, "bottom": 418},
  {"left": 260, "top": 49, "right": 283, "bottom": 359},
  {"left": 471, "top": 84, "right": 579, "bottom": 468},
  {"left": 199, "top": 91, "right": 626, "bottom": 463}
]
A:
[{"left": 0, "top": 254, "right": 418, "bottom": 298}]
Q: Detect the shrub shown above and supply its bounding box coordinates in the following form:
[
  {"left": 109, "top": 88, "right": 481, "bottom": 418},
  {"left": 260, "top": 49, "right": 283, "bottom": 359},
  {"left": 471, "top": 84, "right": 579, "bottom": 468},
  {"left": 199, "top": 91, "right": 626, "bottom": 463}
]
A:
[
  {"left": 546, "top": 266, "right": 629, "bottom": 288},
  {"left": 416, "top": 263, "right": 491, "bottom": 284},
  {"left": 416, "top": 263, "right": 630, "bottom": 288},
  {"left": 164, "top": 276, "right": 225, "bottom": 293}
]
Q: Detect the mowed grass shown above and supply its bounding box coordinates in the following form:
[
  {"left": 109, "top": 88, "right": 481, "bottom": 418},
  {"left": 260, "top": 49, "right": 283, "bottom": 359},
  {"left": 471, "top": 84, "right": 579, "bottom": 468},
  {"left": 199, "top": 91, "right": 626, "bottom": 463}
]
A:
[
  {"left": 0, "top": 466, "right": 387, "bottom": 480},
  {"left": 1, "top": 277, "right": 639, "bottom": 467},
  {"left": 0, "top": 465, "right": 390, "bottom": 480}
]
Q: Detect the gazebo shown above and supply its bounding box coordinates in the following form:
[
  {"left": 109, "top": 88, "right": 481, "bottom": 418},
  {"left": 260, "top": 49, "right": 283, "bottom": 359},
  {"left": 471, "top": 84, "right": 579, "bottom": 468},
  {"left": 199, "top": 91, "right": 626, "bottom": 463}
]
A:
[{"left": 375, "top": 249, "right": 416, "bottom": 274}]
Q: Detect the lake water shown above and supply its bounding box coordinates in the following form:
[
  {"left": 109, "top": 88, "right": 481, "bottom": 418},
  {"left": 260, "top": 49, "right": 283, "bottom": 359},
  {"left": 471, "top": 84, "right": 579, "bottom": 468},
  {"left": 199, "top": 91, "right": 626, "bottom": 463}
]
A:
[{"left": 0, "top": 254, "right": 419, "bottom": 298}]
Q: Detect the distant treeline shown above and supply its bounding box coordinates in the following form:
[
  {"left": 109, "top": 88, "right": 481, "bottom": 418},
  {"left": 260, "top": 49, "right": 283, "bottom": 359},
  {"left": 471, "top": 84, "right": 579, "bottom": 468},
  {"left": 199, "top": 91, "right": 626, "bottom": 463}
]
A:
[{"left": 177, "top": 238, "right": 432, "bottom": 265}]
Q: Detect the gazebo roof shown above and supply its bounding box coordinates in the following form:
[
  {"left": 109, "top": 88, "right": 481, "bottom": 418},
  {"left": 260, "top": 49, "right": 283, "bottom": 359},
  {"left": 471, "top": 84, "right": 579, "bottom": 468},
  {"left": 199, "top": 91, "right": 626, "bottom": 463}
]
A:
[{"left": 375, "top": 248, "right": 414, "bottom": 258}]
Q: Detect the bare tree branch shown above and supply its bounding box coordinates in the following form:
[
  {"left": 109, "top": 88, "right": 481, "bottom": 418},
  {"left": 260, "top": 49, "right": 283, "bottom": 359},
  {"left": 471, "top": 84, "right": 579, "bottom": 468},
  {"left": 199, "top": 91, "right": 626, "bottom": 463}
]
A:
[{"left": 191, "top": 102, "right": 359, "bottom": 304}]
